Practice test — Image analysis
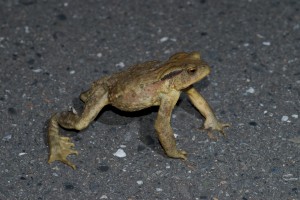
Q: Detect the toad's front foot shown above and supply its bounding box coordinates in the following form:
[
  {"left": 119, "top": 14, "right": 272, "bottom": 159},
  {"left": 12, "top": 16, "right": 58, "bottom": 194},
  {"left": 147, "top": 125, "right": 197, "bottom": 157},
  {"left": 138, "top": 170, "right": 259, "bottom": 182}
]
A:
[
  {"left": 48, "top": 135, "right": 78, "bottom": 170},
  {"left": 202, "top": 118, "right": 230, "bottom": 140},
  {"left": 166, "top": 149, "right": 188, "bottom": 160}
]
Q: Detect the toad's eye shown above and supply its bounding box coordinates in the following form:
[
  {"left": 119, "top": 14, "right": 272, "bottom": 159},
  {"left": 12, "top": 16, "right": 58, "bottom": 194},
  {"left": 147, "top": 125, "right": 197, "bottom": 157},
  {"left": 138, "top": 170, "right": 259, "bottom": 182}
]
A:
[{"left": 187, "top": 67, "right": 197, "bottom": 74}]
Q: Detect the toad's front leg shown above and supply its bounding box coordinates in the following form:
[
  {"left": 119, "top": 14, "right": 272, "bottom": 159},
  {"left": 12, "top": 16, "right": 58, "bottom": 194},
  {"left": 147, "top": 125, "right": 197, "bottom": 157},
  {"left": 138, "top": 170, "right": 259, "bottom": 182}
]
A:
[
  {"left": 155, "top": 91, "right": 187, "bottom": 159},
  {"left": 184, "top": 86, "right": 229, "bottom": 140},
  {"left": 48, "top": 91, "right": 108, "bottom": 169}
]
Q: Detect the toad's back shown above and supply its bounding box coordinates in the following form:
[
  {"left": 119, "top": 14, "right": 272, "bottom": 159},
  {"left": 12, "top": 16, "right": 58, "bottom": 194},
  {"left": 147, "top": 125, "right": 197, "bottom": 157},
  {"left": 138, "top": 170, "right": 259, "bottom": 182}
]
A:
[
  {"left": 108, "top": 61, "right": 162, "bottom": 87},
  {"left": 106, "top": 60, "right": 167, "bottom": 111}
]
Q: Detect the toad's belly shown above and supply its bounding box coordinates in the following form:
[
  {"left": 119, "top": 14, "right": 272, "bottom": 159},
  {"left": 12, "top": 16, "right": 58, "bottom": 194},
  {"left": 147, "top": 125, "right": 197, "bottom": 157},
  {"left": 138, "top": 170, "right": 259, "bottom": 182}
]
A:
[
  {"left": 107, "top": 80, "right": 169, "bottom": 111},
  {"left": 108, "top": 91, "right": 160, "bottom": 111}
]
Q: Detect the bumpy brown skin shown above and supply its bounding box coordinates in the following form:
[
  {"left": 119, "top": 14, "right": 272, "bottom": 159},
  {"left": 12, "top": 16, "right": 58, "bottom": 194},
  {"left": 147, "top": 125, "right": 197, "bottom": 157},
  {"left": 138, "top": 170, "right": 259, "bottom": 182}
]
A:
[{"left": 48, "top": 52, "right": 229, "bottom": 169}]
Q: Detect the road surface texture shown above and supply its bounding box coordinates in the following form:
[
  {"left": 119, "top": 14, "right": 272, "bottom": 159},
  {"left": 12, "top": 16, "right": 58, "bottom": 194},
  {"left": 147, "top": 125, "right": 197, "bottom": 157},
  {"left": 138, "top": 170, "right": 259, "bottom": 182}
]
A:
[{"left": 0, "top": 0, "right": 299, "bottom": 199}]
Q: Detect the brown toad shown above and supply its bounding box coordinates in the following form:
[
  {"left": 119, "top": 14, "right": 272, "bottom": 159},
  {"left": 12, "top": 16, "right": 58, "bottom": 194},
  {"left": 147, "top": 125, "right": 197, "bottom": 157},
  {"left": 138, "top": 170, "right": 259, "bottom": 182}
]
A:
[{"left": 48, "top": 52, "right": 229, "bottom": 169}]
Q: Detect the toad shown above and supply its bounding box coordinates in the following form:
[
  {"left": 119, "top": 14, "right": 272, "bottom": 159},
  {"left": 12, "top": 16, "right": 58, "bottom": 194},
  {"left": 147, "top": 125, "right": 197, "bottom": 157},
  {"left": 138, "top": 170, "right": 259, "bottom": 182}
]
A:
[{"left": 48, "top": 52, "right": 229, "bottom": 169}]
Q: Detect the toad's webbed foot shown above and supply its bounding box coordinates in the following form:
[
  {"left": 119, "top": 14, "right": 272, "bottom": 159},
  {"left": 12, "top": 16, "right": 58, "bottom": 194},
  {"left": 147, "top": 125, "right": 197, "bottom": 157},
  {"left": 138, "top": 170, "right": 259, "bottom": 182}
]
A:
[
  {"left": 202, "top": 119, "right": 230, "bottom": 140},
  {"left": 48, "top": 135, "right": 78, "bottom": 169},
  {"left": 48, "top": 114, "right": 78, "bottom": 169}
]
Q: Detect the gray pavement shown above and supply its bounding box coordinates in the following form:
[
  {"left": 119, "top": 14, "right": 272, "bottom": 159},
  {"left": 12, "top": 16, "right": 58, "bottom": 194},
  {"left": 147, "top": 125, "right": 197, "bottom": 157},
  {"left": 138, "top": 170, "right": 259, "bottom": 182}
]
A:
[{"left": 0, "top": 0, "right": 299, "bottom": 199}]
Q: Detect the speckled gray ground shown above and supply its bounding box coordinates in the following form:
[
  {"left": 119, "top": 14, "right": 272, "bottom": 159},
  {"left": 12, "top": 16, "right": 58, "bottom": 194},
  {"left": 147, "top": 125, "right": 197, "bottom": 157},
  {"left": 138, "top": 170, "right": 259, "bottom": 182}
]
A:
[{"left": 0, "top": 0, "right": 299, "bottom": 199}]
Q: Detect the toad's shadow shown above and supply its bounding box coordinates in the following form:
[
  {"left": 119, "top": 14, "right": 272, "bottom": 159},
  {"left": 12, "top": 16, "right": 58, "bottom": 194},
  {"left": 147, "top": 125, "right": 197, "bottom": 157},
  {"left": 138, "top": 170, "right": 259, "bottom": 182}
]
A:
[
  {"left": 71, "top": 96, "right": 200, "bottom": 157},
  {"left": 56, "top": 96, "right": 161, "bottom": 154},
  {"left": 96, "top": 104, "right": 164, "bottom": 156}
]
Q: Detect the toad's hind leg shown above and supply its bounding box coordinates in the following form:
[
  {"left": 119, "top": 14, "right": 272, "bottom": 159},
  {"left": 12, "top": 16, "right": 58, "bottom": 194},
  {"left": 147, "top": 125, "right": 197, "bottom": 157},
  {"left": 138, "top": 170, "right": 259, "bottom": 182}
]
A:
[
  {"left": 48, "top": 90, "right": 109, "bottom": 169},
  {"left": 80, "top": 78, "right": 109, "bottom": 103}
]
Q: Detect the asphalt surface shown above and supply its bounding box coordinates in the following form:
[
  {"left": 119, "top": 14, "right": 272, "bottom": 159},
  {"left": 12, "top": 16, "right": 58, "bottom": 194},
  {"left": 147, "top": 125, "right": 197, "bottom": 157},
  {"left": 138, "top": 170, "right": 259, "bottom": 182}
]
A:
[{"left": 1, "top": 0, "right": 299, "bottom": 199}]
